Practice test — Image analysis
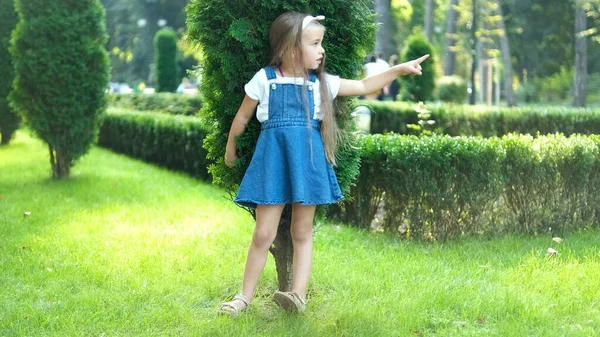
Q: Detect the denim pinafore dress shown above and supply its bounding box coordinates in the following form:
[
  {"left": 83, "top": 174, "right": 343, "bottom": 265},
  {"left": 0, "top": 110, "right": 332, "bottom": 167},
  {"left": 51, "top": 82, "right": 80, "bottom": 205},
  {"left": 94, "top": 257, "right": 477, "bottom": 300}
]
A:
[{"left": 234, "top": 67, "right": 343, "bottom": 209}]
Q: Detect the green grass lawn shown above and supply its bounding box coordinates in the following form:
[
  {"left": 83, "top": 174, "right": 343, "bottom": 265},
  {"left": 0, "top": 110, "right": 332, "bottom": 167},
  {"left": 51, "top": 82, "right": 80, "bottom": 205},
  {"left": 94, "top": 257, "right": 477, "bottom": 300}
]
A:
[{"left": 1, "top": 131, "right": 600, "bottom": 336}]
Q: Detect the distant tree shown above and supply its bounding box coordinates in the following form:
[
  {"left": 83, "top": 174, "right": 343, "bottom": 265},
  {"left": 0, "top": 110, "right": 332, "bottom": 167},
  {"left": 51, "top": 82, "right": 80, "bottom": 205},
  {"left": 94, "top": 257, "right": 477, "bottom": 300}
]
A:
[
  {"left": 573, "top": 1, "right": 588, "bottom": 107},
  {"left": 0, "top": 0, "right": 20, "bottom": 145},
  {"left": 424, "top": 0, "right": 435, "bottom": 41},
  {"left": 443, "top": 0, "right": 459, "bottom": 76},
  {"left": 10, "top": 0, "right": 109, "bottom": 178},
  {"left": 374, "top": 0, "right": 397, "bottom": 58},
  {"left": 154, "top": 28, "right": 179, "bottom": 93},
  {"left": 503, "top": 0, "right": 575, "bottom": 80},
  {"left": 496, "top": 0, "right": 516, "bottom": 106},
  {"left": 390, "top": 0, "right": 413, "bottom": 54}
]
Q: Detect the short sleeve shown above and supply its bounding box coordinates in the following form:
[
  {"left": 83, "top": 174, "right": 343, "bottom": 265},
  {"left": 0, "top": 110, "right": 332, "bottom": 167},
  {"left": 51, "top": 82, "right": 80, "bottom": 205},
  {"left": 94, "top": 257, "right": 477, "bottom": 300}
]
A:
[
  {"left": 244, "top": 69, "right": 267, "bottom": 101},
  {"left": 324, "top": 73, "right": 340, "bottom": 98}
]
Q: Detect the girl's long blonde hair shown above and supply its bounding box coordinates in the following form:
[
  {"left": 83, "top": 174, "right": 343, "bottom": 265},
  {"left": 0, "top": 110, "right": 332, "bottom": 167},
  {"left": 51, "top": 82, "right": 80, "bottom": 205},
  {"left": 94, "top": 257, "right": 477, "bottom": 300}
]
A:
[{"left": 268, "top": 11, "right": 340, "bottom": 165}]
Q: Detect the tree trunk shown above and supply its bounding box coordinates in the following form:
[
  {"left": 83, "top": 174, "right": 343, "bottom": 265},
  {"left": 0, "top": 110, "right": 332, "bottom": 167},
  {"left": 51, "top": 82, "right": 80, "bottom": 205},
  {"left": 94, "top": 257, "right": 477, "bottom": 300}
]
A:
[
  {"left": 496, "top": 0, "right": 516, "bottom": 106},
  {"left": 479, "top": 44, "right": 487, "bottom": 104},
  {"left": 50, "top": 146, "right": 70, "bottom": 179},
  {"left": 479, "top": 9, "right": 492, "bottom": 105},
  {"left": 443, "top": 0, "right": 459, "bottom": 76},
  {"left": 573, "top": 5, "right": 587, "bottom": 108},
  {"left": 469, "top": 0, "right": 478, "bottom": 105},
  {"left": 424, "top": 0, "right": 435, "bottom": 42},
  {"left": 0, "top": 130, "right": 14, "bottom": 145},
  {"left": 269, "top": 205, "right": 294, "bottom": 292},
  {"left": 374, "top": 0, "right": 396, "bottom": 58}
]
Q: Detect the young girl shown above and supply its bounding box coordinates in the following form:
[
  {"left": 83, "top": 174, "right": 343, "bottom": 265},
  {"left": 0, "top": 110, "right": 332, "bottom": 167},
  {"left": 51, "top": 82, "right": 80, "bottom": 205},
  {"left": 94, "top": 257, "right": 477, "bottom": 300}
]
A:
[{"left": 219, "top": 11, "right": 428, "bottom": 315}]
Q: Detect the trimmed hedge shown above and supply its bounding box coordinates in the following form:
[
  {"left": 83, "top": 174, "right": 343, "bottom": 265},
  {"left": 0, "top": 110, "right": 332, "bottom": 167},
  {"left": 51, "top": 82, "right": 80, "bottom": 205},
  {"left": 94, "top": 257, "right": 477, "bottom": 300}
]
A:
[
  {"left": 98, "top": 108, "right": 210, "bottom": 180},
  {"left": 360, "top": 101, "right": 600, "bottom": 136},
  {"left": 98, "top": 110, "right": 600, "bottom": 240},
  {"left": 107, "top": 93, "right": 202, "bottom": 116},
  {"left": 330, "top": 133, "right": 600, "bottom": 240}
]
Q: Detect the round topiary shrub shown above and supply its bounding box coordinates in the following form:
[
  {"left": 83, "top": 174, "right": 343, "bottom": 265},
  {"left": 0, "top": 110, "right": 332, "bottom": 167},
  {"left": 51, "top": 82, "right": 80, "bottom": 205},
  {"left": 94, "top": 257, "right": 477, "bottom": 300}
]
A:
[
  {"left": 436, "top": 75, "right": 467, "bottom": 103},
  {"left": 401, "top": 33, "right": 436, "bottom": 102}
]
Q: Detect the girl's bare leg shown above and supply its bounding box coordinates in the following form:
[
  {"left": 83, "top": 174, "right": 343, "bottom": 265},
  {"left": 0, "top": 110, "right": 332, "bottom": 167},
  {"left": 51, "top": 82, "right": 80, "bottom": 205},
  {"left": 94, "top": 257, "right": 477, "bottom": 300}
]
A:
[
  {"left": 290, "top": 203, "right": 317, "bottom": 300},
  {"left": 235, "top": 204, "right": 284, "bottom": 308}
]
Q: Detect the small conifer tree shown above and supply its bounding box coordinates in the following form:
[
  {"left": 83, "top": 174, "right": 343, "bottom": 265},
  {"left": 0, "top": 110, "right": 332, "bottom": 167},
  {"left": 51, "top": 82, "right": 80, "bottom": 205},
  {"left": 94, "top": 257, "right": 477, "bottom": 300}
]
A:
[
  {"left": 154, "top": 28, "right": 179, "bottom": 93},
  {"left": 401, "top": 34, "right": 436, "bottom": 102},
  {"left": 187, "top": 1, "right": 376, "bottom": 291},
  {"left": 0, "top": 0, "right": 20, "bottom": 145},
  {"left": 9, "top": 0, "right": 109, "bottom": 178}
]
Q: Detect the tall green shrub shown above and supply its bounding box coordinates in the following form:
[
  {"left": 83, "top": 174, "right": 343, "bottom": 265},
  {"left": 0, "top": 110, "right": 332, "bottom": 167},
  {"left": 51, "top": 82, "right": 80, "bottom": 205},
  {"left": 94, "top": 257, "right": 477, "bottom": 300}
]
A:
[
  {"left": 401, "top": 34, "right": 436, "bottom": 102},
  {"left": 0, "top": 0, "right": 20, "bottom": 145},
  {"left": 154, "top": 28, "right": 179, "bottom": 93},
  {"left": 187, "top": 0, "right": 376, "bottom": 291},
  {"left": 9, "top": 0, "right": 109, "bottom": 178}
]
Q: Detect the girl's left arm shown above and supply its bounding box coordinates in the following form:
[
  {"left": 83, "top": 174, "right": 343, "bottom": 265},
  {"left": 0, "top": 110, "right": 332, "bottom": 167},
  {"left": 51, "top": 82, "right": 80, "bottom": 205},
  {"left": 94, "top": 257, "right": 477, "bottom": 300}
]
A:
[{"left": 338, "top": 54, "right": 430, "bottom": 97}]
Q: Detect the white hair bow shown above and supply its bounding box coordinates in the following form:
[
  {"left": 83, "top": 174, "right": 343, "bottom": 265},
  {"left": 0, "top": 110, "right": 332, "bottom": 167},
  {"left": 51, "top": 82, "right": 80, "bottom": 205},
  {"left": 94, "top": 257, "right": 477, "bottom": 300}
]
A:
[{"left": 302, "top": 15, "right": 325, "bottom": 30}]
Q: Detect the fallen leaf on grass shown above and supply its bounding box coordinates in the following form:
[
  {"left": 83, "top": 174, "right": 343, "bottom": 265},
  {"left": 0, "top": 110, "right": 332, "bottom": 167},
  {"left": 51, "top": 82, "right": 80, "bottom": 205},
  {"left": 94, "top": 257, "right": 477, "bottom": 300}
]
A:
[
  {"left": 453, "top": 321, "right": 467, "bottom": 327},
  {"left": 477, "top": 317, "right": 486, "bottom": 324},
  {"left": 552, "top": 237, "right": 563, "bottom": 244},
  {"left": 546, "top": 248, "right": 558, "bottom": 257}
]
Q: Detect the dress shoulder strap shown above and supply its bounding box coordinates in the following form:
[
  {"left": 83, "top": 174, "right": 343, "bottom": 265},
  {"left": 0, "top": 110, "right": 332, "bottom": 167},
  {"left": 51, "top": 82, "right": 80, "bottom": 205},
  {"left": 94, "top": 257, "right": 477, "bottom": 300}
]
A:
[
  {"left": 264, "top": 66, "right": 277, "bottom": 80},
  {"left": 308, "top": 72, "right": 317, "bottom": 83}
]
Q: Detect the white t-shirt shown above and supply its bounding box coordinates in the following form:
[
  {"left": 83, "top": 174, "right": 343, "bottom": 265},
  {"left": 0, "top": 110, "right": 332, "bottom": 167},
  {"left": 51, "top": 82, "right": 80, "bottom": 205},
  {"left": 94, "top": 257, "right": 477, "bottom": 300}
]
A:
[
  {"left": 375, "top": 58, "right": 390, "bottom": 72},
  {"left": 244, "top": 68, "right": 340, "bottom": 122},
  {"left": 364, "top": 59, "right": 390, "bottom": 78},
  {"left": 363, "top": 62, "right": 381, "bottom": 78}
]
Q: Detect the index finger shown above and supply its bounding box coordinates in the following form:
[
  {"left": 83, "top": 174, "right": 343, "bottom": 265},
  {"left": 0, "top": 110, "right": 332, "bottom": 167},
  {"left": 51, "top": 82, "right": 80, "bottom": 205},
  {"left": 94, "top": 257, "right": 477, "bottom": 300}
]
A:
[{"left": 415, "top": 54, "right": 430, "bottom": 64}]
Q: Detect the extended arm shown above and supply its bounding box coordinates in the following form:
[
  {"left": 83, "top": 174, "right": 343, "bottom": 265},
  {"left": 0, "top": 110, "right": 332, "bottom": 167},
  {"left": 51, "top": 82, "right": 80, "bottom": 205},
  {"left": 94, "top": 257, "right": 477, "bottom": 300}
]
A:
[
  {"left": 338, "top": 54, "right": 430, "bottom": 97},
  {"left": 225, "top": 94, "right": 259, "bottom": 168}
]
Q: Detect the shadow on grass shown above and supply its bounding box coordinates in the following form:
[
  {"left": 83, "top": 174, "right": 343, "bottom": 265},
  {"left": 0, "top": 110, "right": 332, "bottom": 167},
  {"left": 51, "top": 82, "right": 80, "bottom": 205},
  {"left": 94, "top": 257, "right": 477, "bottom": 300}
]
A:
[{"left": 0, "top": 132, "right": 226, "bottom": 239}]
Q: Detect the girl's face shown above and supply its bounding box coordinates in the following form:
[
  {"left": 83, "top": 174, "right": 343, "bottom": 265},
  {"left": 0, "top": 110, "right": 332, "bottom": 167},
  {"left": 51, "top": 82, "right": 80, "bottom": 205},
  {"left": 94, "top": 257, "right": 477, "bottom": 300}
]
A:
[{"left": 301, "top": 25, "right": 325, "bottom": 70}]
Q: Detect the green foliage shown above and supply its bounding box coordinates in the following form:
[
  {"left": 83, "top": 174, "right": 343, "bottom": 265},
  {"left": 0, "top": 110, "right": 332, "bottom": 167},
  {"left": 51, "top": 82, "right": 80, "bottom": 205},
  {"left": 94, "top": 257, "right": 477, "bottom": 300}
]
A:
[
  {"left": 154, "top": 28, "right": 179, "bottom": 93},
  {"left": 331, "top": 133, "right": 600, "bottom": 240},
  {"left": 0, "top": 0, "right": 20, "bottom": 145},
  {"left": 98, "top": 108, "right": 210, "bottom": 180},
  {"left": 186, "top": 0, "right": 377, "bottom": 199},
  {"left": 359, "top": 101, "right": 600, "bottom": 137},
  {"left": 515, "top": 82, "right": 539, "bottom": 103},
  {"left": 533, "top": 66, "right": 573, "bottom": 103},
  {"left": 405, "top": 102, "right": 435, "bottom": 136},
  {"left": 400, "top": 34, "right": 436, "bottom": 102},
  {"left": 435, "top": 75, "right": 467, "bottom": 103},
  {"left": 9, "top": 0, "right": 109, "bottom": 177},
  {"left": 107, "top": 93, "right": 202, "bottom": 116},
  {"left": 502, "top": 0, "right": 576, "bottom": 78}
]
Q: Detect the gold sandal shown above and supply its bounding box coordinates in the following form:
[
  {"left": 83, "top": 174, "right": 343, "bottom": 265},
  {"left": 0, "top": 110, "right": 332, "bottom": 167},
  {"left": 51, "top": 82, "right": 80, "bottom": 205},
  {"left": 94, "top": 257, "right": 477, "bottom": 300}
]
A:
[
  {"left": 218, "top": 294, "right": 251, "bottom": 316},
  {"left": 272, "top": 290, "right": 306, "bottom": 313}
]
